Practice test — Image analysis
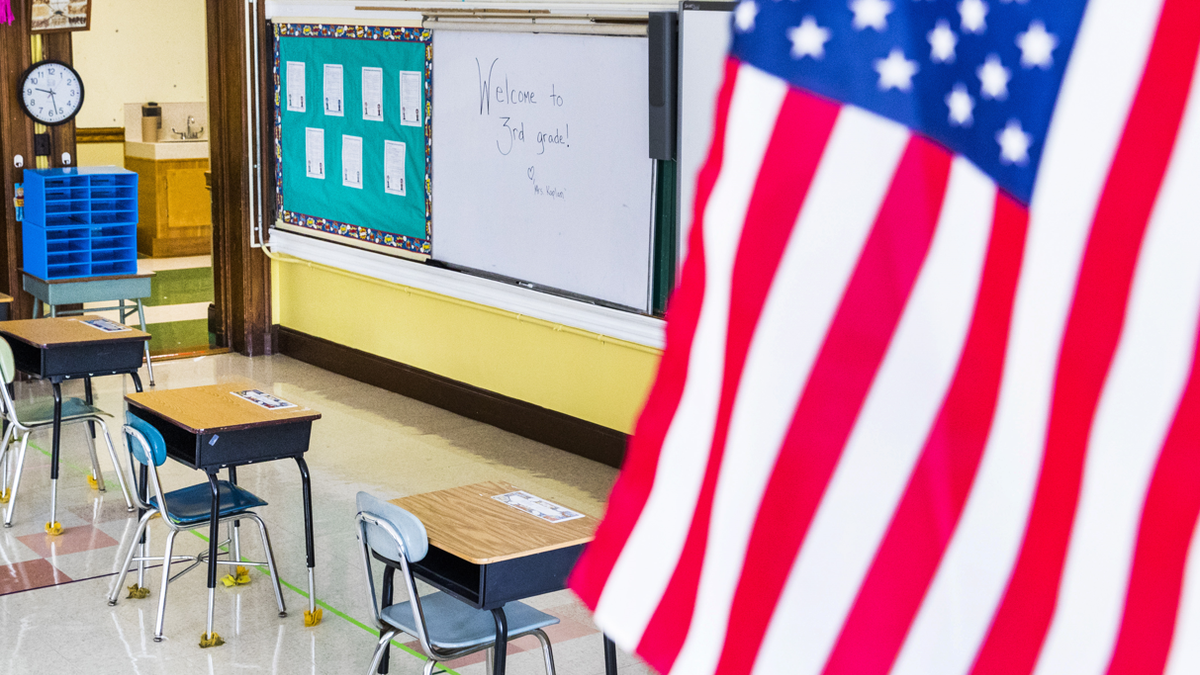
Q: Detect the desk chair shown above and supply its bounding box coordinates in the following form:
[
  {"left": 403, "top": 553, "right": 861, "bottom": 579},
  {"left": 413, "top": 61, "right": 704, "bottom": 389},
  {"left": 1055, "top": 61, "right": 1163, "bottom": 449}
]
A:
[
  {"left": 355, "top": 492, "right": 559, "bottom": 675},
  {"left": 108, "top": 413, "right": 286, "bottom": 646},
  {"left": 0, "top": 337, "right": 133, "bottom": 532}
]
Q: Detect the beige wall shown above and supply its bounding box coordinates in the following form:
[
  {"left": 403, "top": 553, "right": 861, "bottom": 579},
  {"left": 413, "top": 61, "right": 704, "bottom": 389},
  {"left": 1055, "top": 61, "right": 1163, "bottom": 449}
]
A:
[{"left": 72, "top": 0, "right": 208, "bottom": 128}]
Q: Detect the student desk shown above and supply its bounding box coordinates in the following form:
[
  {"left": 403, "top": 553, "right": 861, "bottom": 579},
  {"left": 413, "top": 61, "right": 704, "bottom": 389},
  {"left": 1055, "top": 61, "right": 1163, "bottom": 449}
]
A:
[
  {"left": 391, "top": 481, "right": 618, "bottom": 675},
  {"left": 23, "top": 270, "right": 156, "bottom": 385},
  {"left": 125, "top": 381, "right": 322, "bottom": 639},
  {"left": 0, "top": 292, "right": 13, "bottom": 321},
  {"left": 0, "top": 316, "right": 148, "bottom": 532}
]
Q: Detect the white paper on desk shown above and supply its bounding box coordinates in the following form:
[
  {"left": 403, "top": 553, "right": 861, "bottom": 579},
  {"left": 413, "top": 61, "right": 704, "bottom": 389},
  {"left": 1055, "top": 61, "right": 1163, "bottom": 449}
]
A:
[
  {"left": 323, "top": 64, "right": 344, "bottom": 116},
  {"left": 80, "top": 318, "right": 130, "bottom": 333},
  {"left": 362, "top": 67, "right": 383, "bottom": 121},
  {"left": 384, "top": 140, "right": 406, "bottom": 196},
  {"left": 305, "top": 127, "right": 325, "bottom": 179},
  {"left": 342, "top": 135, "right": 363, "bottom": 189},
  {"left": 492, "top": 490, "right": 585, "bottom": 523},
  {"left": 232, "top": 389, "right": 298, "bottom": 410},
  {"left": 286, "top": 61, "right": 306, "bottom": 112},
  {"left": 399, "top": 70, "right": 422, "bottom": 127}
]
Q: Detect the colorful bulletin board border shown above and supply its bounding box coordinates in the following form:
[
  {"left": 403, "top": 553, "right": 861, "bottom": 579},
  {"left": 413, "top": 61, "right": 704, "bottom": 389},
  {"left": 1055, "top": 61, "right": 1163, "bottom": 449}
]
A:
[{"left": 273, "top": 23, "right": 433, "bottom": 256}]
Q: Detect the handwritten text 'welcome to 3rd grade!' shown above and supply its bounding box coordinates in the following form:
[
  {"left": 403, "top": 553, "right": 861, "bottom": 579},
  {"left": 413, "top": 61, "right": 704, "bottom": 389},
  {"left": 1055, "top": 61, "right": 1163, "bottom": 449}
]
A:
[{"left": 477, "top": 57, "right": 570, "bottom": 201}]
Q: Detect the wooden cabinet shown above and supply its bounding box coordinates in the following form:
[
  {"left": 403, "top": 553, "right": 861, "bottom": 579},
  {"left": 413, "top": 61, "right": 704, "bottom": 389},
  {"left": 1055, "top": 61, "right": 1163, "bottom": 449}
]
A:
[{"left": 125, "top": 155, "right": 212, "bottom": 257}]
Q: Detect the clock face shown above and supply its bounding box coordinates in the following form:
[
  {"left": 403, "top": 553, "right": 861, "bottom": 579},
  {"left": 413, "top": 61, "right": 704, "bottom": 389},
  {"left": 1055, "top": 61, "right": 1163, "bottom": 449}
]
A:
[{"left": 19, "top": 60, "right": 84, "bottom": 126}]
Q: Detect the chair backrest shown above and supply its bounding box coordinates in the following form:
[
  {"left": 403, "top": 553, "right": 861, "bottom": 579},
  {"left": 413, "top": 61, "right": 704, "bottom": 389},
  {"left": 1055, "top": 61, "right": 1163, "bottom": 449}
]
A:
[
  {"left": 0, "top": 338, "right": 25, "bottom": 430},
  {"left": 356, "top": 491, "right": 429, "bottom": 563},
  {"left": 0, "top": 337, "right": 14, "bottom": 387},
  {"left": 125, "top": 412, "right": 168, "bottom": 467}
]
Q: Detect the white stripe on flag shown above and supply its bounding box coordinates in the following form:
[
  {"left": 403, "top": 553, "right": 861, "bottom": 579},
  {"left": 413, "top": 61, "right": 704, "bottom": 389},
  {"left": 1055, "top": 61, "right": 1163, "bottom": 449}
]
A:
[
  {"left": 667, "top": 106, "right": 910, "bottom": 675},
  {"left": 751, "top": 157, "right": 996, "bottom": 675},
  {"left": 892, "top": 1, "right": 1167, "bottom": 673},
  {"left": 1166, "top": 520, "right": 1200, "bottom": 675},
  {"left": 593, "top": 64, "right": 788, "bottom": 649},
  {"left": 1033, "top": 42, "right": 1200, "bottom": 675}
]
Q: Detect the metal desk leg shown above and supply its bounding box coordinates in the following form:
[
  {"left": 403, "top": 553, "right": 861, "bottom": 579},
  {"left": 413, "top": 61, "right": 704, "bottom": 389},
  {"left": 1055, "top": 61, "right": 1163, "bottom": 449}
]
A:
[
  {"left": 604, "top": 634, "right": 619, "bottom": 675},
  {"left": 491, "top": 608, "right": 508, "bottom": 675},
  {"left": 46, "top": 383, "right": 63, "bottom": 535},
  {"left": 229, "top": 466, "right": 241, "bottom": 564},
  {"left": 296, "top": 456, "right": 321, "bottom": 626},
  {"left": 200, "top": 471, "right": 224, "bottom": 648},
  {"left": 128, "top": 371, "right": 151, "bottom": 592},
  {"left": 81, "top": 377, "right": 105, "bottom": 493},
  {"left": 136, "top": 299, "right": 155, "bottom": 386}
]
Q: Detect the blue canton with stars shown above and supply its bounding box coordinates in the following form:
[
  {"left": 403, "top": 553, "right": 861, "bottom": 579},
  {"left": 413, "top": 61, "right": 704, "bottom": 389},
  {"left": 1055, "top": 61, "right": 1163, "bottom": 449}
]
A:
[{"left": 731, "top": 0, "right": 1089, "bottom": 205}]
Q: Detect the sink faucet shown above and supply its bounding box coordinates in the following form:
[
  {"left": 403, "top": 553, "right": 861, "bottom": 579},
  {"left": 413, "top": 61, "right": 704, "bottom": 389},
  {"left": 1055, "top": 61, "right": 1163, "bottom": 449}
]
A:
[{"left": 170, "top": 116, "right": 205, "bottom": 140}]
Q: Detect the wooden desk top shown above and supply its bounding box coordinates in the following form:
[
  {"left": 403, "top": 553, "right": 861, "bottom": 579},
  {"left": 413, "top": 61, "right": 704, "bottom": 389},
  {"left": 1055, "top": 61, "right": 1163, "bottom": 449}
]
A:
[
  {"left": 390, "top": 481, "right": 599, "bottom": 565},
  {"left": 21, "top": 270, "right": 155, "bottom": 284},
  {"left": 0, "top": 315, "right": 150, "bottom": 348},
  {"left": 126, "top": 380, "right": 321, "bottom": 434},
  {"left": 0, "top": 293, "right": 12, "bottom": 304}
]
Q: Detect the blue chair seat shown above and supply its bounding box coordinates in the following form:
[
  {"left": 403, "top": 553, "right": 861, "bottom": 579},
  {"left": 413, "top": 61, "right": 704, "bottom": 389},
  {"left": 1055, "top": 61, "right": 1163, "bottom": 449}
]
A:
[
  {"left": 15, "top": 396, "right": 110, "bottom": 427},
  {"left": 380, "top": 593, "right": 558, "bottom": 651},
  {"left": 150, "top": 480, "right": 267, "bottom": 525}
]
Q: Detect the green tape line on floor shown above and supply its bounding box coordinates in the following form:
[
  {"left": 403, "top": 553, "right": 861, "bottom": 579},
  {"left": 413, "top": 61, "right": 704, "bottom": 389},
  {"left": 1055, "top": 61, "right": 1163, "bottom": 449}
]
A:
[
  {"left": 30, "top": 441, "right": 124, "bottom": 492},
  {"left": 187, "top": 529, "right": 461, "bottom": 675}
]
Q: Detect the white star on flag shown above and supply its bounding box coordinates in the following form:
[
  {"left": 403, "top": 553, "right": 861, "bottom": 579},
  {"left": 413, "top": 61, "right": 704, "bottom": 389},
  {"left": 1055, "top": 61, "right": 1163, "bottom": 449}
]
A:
[
  {"left": 977, "top": 53, "right": 1011, "bottom": 99},
  {"left": 946, "top": 83, "right": 975, "bottom": 126},
  {"left": 850, "top": 0, "right": 893, "bottom": 32},
  {"left": 928, "top": 20, "right": 958, "bottom": 63},
  {"left": 996, "top": 118, "right": 1032, "bottom": 164},
  {"left": 1017, "top": 20, "right": 1059, "bottom": 69},
  {"left": 788, "top": 16, "right": 832, "bottom": 60},
  {"left": 734, "top": 0, "right": 758, "bottom": 33},
  {"left": 875, "top": 48, "right": 919, "bottom": 91},
  {"left": 958, "top": 0, "right": 988, "bottom": 34}
]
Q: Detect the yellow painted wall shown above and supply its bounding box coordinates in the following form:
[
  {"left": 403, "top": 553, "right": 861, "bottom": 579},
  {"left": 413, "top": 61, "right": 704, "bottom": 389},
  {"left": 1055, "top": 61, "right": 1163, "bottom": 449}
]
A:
[
  {"left": 72, "top": 0, "right": 208, "bottom": 127},
  {"left": 75, "top": 142, "right": 124, "bottom": 167},
  {"left": 274, "top": 259, "right": 661, "bottom": 434}
]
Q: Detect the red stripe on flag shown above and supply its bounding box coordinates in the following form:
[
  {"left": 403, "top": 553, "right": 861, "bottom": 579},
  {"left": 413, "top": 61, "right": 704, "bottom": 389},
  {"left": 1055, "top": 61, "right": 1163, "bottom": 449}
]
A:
[
  {"left": 713, "top": 136, "right": 953, "bottom": 675},
  {"left": 634, "top": 88, "right": 841, "bottom": 670},
  {"left": 1106, "top": 331, "right": 1200, "bottom": 674},
  {"left": 568, "top": 57, "right": 741, "bottom": 608},
  {"left": 821, "top": 191, "right": 1028, "bottom": 675},
  {"left": 969, "top": 2, "right": 1200, "bottom": 672}
]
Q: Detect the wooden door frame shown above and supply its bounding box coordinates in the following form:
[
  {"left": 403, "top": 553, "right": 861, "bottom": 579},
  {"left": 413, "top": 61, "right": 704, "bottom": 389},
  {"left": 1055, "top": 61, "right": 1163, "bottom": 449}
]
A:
[
  {"left": 0, "top": 6, "right": 77, "bottom": 320},
  {"left": 206, "top": 0, "right": 273, "bottom": 356}
]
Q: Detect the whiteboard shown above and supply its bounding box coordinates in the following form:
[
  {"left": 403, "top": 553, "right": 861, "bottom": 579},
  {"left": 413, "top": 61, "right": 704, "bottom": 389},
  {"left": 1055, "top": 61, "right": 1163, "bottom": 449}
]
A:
[
  {"left": 678, "top": 3, "right": 733, "bottom": 267},
  {"left": 431, "top": 30, "right": 655, "bottom": 312}
]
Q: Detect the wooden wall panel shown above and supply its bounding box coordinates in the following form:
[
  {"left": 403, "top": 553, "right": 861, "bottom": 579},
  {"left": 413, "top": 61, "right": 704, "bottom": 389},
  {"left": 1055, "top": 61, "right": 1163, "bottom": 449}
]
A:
[{"left": 206, "top": 0, "right": 273, "bottom": 355}]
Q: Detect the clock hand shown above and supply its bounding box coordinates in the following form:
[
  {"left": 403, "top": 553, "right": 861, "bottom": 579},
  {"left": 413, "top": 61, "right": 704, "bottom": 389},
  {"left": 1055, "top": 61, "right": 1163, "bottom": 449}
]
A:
[
  {"left": 35, "top": 88, "right": 53, "bottom": 95},
  {"left": 49, "top": 91, "right": 58, "bottom": 113}
]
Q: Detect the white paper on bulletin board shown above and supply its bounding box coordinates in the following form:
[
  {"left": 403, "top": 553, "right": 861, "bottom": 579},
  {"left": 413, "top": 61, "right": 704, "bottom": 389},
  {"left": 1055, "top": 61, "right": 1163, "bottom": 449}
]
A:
[{"left": 431, "top": 30, "right": 655, "bottom": 312}]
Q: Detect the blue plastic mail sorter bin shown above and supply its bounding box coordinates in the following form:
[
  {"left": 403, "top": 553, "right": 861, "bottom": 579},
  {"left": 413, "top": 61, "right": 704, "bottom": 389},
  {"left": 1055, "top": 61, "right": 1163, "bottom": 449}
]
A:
[{"left": 22, "top": 167, "right": 139, "bottom": 280}]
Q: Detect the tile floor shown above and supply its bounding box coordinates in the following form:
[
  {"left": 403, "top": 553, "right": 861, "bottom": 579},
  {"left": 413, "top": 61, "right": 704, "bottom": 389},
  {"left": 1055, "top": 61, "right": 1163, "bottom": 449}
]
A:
[{"left": 0, "top": 353, "right": 651, "bottom": 675}]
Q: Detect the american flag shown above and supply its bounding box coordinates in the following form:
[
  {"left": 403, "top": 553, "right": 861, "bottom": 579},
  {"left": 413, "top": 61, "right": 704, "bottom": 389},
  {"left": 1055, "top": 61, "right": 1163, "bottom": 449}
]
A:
[{"left": 569, "top": 0, "right": 1200, "bottom": 673}]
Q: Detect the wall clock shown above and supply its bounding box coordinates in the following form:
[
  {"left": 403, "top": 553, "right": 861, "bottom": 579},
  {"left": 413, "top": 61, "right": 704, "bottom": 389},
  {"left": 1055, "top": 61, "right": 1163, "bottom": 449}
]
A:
[{"left": 18, "top": 60, "right": 85, "bottom": 126}]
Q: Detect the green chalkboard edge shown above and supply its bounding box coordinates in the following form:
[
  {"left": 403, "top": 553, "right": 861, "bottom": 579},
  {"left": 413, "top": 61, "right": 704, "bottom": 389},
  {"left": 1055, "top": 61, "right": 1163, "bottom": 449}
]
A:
[{"left": 272, "top": 22, "right": 433, "bottom": 257}]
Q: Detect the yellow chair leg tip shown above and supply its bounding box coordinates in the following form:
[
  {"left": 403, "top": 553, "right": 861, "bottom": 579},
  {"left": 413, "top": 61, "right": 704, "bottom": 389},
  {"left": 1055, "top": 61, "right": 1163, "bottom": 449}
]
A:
[
  {"left": 44, "top": 522, "right": 62, "bottom": 535},
  {"left": 303, "top": 608, "right": 323, "bottom": 627},
  {"left": 126, "top": 584, "right": 150, "bottom": 599},
  {"left": 0, "top": 489, "right": 10, "bottom": 504},
  {"left": 86, "top": 475, "right": 99, "bottom": 490},
  {"left": 199, "top": 632, "right": 225, "bottom": 648}
]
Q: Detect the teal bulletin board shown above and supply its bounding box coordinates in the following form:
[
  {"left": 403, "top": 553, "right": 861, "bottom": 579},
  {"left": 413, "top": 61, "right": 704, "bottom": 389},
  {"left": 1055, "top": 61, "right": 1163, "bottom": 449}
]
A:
[{"left": 274, "top": 24, "right": 432, "bottom": 256}]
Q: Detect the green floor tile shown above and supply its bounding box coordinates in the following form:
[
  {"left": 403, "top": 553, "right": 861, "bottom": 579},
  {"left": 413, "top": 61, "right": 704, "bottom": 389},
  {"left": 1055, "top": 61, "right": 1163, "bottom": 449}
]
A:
[
  {"left": 144, "top": 267, "right": 214, "bottom": 307},
  {"left": 147, "top": 319, "right": 211, "bottom": 354}
]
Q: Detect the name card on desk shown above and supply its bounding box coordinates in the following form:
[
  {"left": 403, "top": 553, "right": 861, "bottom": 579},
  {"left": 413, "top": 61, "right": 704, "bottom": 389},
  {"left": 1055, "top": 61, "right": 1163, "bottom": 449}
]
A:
[{"left": 493, "top": 490, "right": 584, "bottom": 524}]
